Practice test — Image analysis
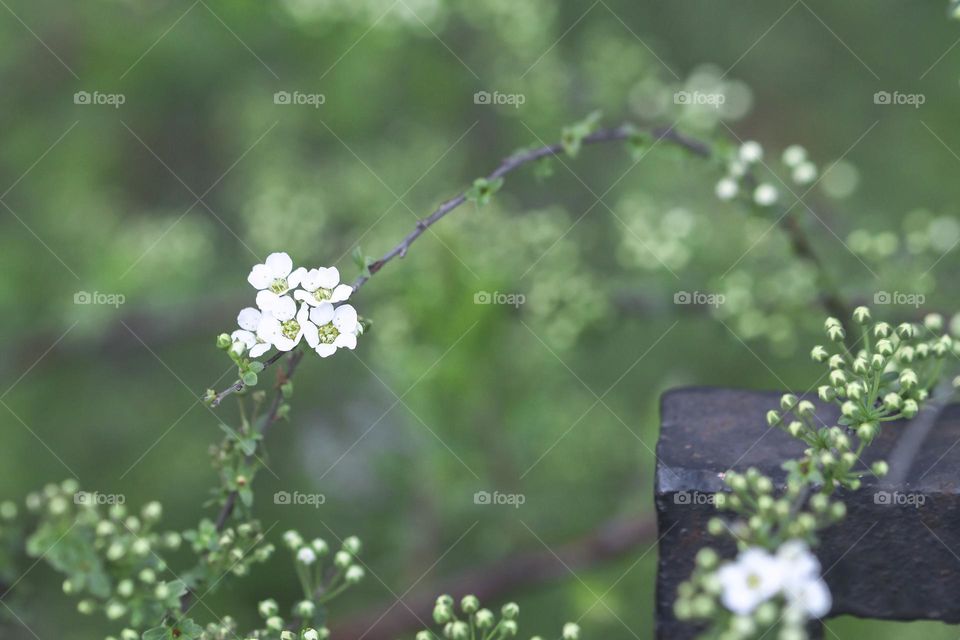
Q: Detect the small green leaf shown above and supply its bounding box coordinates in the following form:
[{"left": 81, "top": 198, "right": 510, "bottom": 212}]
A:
[
  {"left": 248, "top": 361, "right": 264, "bottom": 374},
  {"left": 241, "top": 371, "right": 258, "bottom": 387},
  {"left": 466, "top": 177, "right": 504, "bottom": 206}
]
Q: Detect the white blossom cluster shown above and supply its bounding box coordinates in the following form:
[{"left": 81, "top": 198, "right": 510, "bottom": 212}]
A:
[
  {"left": 717, "top": 541, "right": 830, "bottom": 623},
  {"left": 231, "top": 252, "right": 361, "bottom": 358},
  {"left": 715, "top": 141, "right": 819, "bottom": 208}
]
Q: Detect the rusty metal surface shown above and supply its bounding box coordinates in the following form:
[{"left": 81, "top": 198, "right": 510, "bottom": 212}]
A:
[{"left": 655, "top": 387, "right": 960, "bottom": 639}]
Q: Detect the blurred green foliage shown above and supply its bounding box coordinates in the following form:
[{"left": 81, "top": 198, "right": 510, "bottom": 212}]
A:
[{"left": 2, "top": 0, "right": 960, "bottom": 637}]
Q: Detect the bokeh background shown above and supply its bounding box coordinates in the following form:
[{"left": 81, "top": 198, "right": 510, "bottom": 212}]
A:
[{"left": 2, "top": 0, "right": 960, "bottom": 638}]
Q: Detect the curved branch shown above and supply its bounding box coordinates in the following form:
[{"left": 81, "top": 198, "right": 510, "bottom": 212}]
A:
[{"left": 209, "top": 124, "right": 709, "bottom": 404}]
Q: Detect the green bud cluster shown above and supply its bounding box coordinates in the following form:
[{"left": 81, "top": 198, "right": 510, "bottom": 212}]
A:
[
  {"left": 418, "top": 594, "right": 578, "bottom": 640},
  {"left": 679, "top": 308, "right": 958, "bottom": 639}
]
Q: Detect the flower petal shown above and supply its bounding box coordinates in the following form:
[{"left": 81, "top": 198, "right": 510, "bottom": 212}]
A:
[
  {"left": 265, "top": 252, "right": 293, "bottom": 278},
  {"left": 293, "top": 289, "right": 315, "bottom": 305},
  {"left": 249, "top": 342, "right": 272, "bottom": 358},
  {"left": 288, "top": 267, "right": 306, "bottom": 289},
  {"left": 315, "top": 343, "right": 337, "bottom": 358},
  {"left": 248, "top": 264, "right": 273, "bottom": 289},
  {"left": 334, "top": 332, "right": 357, "bottom": 350},
  {"left": 257, "top": 317, "right": 281, "bottom": 341},
  {"left": 256, "top": 290, "right": 280, "bottom": 312},
  {"left": 316, "top": 266, "right": 339, "bottom": 289},
  {"left": 237, "top": 307, "right": 262, "bottom": 331},
  {"left": 333, "top": 304, "right": 358, "bottom": 332},
  {"left": 271, "top": 296, "right": 297, "bottom": 321},
  {"left": 303, "top": 322, "right": 319, "bottom": 348},
  {"left": 309, "top": 303, "right": 335, "bottom": 326},
  {"left": 231, "top": 330, "right": 256, "bottom": 348},
  {"left": 330, "top": 284, "right": 353, "bottom": 303},
  {"left": 274, "top": 335, "right": 296, "bottom": 351}
]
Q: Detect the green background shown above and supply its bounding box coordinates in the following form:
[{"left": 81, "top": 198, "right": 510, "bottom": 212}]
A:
[{"left": 1, "top": 1, "right": 959, "bottom": 637}]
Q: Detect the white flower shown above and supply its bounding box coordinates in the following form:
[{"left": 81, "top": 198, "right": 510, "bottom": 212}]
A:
[
  {"left": 717, "top": 548, "right": 784, "bottom": 615},
  {"left": 258, "top": 302, "right": 319, "bottom": 352},
  {"left": 739, "top": 141, "right": 763, "bottom": 163},
  {"left": 777, "top": 540, "right": 831, "bottom": 618},
  {"left": 753, "top": 183, "right": 778, "bottom": 206},
  {"left": 784, "top": 576, "right": 832, "bottom": 618},
  {"left": 792, "top": 162, "right": 817, "bottom": 185},
  {"left": 776, "top": 540, "right": 820, "bottom": 584},
  {"left": 231, "top": 307, "right": 272, "bottom": 358},
  {"left": 715, "top": 178, "right": 739, "bottom": 201},
  {"left": 782, "top": 145, "right": 807, "bottom": 167},
  {"left": 294, "top": 267, "right": 353, "bottom": 307},
  {"left": 309, "top": 304, "right": 360, "bottom": 358},
  {"left": 297, "top": 547, "right": 317, "bottom": 565},
  {"left": 247, "top": 252, "right": 303, "bottom": 296}
]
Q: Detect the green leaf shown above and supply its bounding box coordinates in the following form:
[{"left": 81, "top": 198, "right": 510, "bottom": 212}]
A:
[
  {"left": 465, "top": 177, "right": 503, "bottom": 206},
  {"left": 561, "top": 110, "right": 603, "bottom": 157},
  {"left": 352, "top": 245, "right": 372, "bottom": 277},
  {"left": 242, "top": 371, "right": 258, "bottom": 387},
  {"left": 248, "top": 361, "right": 265, "bottom": 373}
]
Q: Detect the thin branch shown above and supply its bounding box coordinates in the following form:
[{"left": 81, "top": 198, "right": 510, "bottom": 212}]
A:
[
  {"left": 180, "top": 349, "right": 304, "bottom": 613},
  {"left": 209, "top": 124, "right": 709, "bottom": 402}
]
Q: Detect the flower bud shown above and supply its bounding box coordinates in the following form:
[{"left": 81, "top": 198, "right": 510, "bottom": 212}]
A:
[
  {"left": 311, "top": 538, "right": 329, "bottom": 556},
  {"left": 796, "top": 401, "right": 815, "bottom": 418},
  {"left": 853, "top": 306, "right": 871, "bottom": 324},
  {"left": 876, "top": 339, "right": 894, "bottom": 356},
  {"left": 766, "top": 410, "right": 781, "bottom": 426},
  {"left": 266, "top": 616, "right": 284, "bottom": 631},
  {"left": 811, "top": 345, "right": 828, "bottom": 362},
  {"left": 562, "top": 623, "right": 581, "bottom": 640},
  {"left": 872, "top": 460, "right": 889, "bottom": 477},
  {"left": 501, "top": 620, "right": 518, "bottom": 636},
  {"left": 883, "top": 393, "right": 902, "bottom": 411},
  {"left": 925, "top": 313, "right": 944, "bottom": 332},
  {"left": 433, "top": 603, "right": 452, "bottom": 625},
  {"left": 897, "top": 323, "right": 915, "bottom": 339},
  {"left": 461, "top": 595, "right": 479, "bottom": 613},
  {"left": 345, "top": 565, "right": 365, "bottom": 584},
  {"left": 304, "top": 630, "right": 320, "bottom": 640},
  {"left": 695, "top": 547, "right": 718, "bottom": 569},
  {"left": 342, "top": 535, "right": 362, "bottom": 555},
  {"left": 474, "top": 609, "right": 495, "bottom": 629},
  {"left": 780, "top": 394, "right": 798, "bottom": 411},
  {"left": 216, "top": 333, "right": 232, "bottom": 349},
  {"left": 141, "top": 501, "right": 162, "bottom": 522},
  {"left": 282, "top": 530, "right": 303, "bottom": 550},
  {"left": 818, "top": 385, "right": 835, "bottom": 402},
  {"left": 502, "top": 602, "right": 519, "bottom": 619},
  {"left": 295, "top": 600, "right": 316, "bottom": 618},
  {"left": 902, "top": 399, "right": 919, "bottom": 418},
  {"left": 297, "top": 547, "right": 317, "bottom": 565},
  {"left": 334, "top": 550, "right": 351, "bottom": 568},
  {"left": 874, "top": 322, "right": 891, "bottom": 338}
]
